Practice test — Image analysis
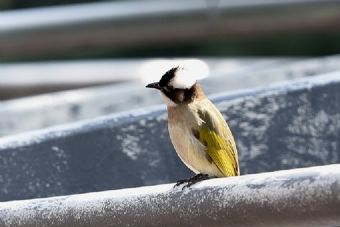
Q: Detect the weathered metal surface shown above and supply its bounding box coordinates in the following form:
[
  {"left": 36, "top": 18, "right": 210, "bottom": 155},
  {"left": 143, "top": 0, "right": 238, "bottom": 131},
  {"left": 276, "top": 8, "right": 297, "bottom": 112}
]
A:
[
  {"left": 1, "top": 0, "right": 340, "bottom": 59},
  {"left": 0, "top": 164, "right": 339, "bottom": 227},
  {"left": 0, "top": 71, "right": 339, "bottom": 202}
]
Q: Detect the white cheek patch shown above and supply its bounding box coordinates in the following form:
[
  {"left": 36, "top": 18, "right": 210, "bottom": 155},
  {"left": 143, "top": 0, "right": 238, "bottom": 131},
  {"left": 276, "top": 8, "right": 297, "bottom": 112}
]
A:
[{"left": 160, "top": 92, "right": 177, "bottom": 107}]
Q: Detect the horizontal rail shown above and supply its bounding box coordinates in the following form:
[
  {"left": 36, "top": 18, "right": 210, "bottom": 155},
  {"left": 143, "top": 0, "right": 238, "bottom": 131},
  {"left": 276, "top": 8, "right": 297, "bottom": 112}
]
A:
[
  {"left": 0, "top": 164, "right": 339, "bottom": 227},
  {"left": 1, "top": 0, "right": 340, "bottom": 59},
  {"left": 0, "top": 60, "right": 141, "bottom": 87},
  {"left": 0, "top": 60, "right": 142, "bottom": 100}
]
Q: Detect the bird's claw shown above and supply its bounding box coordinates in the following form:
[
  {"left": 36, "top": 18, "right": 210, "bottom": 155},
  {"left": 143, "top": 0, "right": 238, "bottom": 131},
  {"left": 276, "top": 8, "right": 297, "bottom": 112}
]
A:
[
  {"left": 174, "top": 179, "right": 188, "bottom": 187},
  {"left": 174, "top": 174, "right": 210, "bottom": 190}
]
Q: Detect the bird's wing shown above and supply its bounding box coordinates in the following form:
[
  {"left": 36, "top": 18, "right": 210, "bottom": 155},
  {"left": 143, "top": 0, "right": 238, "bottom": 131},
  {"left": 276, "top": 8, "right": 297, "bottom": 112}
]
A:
[{"left": 196, "top": 103, "right": 239, "bottom": 177}]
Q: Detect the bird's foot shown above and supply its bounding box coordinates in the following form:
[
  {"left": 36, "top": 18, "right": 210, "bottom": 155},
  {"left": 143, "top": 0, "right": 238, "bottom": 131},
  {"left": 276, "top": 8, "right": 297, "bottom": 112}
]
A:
[{"left": 174, "top": 173, "right": 210, "bottom": 190}]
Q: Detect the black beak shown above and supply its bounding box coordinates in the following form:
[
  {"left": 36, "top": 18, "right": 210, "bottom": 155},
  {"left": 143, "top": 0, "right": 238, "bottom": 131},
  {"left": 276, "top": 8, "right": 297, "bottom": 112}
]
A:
[{"left": 146, "top": 82, "right": 161, "bottom": 90}]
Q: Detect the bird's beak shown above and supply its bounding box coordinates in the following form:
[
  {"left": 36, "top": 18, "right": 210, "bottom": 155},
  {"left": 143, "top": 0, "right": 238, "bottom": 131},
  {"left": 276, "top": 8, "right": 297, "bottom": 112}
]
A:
[{"left": 146, "top": 82, "right": 161, "bottom": 90}]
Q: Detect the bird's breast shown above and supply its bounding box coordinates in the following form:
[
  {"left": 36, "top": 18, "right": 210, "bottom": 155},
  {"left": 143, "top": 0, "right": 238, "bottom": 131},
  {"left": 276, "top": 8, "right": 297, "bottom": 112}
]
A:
[{"left": 167, "top": 105, "right": 223, "bottom": 177}]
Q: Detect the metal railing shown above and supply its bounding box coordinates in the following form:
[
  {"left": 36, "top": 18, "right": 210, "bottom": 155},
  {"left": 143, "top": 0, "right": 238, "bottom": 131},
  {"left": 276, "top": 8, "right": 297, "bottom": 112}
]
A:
[{"left": 0, "top": 164, "right": 339, "bottom": 227}]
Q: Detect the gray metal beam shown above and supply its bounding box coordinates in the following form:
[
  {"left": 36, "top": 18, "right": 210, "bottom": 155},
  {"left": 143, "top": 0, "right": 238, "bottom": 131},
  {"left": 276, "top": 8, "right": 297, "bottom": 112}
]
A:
[
  {"left": 1, "top": 0, "right": 340, "bottom": 59},
  {"left": 0, "top": 164, "right": 339, "bottom": 227}
]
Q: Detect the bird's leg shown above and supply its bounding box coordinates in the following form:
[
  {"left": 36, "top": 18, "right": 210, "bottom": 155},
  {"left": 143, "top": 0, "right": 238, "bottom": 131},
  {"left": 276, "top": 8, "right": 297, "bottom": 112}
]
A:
[{"left": 174, "top": 173, "right": 211, "bottom": 189}]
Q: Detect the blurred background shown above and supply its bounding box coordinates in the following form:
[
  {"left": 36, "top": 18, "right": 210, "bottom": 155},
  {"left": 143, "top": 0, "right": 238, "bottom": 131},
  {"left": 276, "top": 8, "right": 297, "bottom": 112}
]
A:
[{"left": 1, "top": 0, "right": 340, "bottom": 137}]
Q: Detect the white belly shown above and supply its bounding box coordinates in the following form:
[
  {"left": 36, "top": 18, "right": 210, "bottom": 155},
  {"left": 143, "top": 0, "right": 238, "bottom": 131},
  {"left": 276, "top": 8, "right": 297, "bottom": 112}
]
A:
[{"left": 168, "top": 123, "right": 224, "bottom": 177}]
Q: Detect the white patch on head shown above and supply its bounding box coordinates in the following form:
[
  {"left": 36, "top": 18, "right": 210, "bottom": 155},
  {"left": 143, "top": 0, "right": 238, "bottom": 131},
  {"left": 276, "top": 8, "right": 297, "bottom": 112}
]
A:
[
  {"left": 169, "top": 67, "right": 196, "bottom": 89},
  {"left": 139, "top": 59, "right": 209, "bottom": 85},
  {"left": 160, "top": 92, "right": 177, "bottom": 107},
  {"left": 169, "top": 60, "right": 210, "bottom": 89}
]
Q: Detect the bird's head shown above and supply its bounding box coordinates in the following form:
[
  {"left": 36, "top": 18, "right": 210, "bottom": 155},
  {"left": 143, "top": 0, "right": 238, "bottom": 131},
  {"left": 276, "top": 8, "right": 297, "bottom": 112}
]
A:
[{"left": 146, "top": 66, "right": 202, "bottom": 107}]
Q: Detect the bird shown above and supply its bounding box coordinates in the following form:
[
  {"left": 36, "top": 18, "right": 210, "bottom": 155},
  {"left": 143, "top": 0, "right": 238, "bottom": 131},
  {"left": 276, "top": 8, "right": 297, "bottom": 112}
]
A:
[{"left": 146, "top": 65, "right": 240, "bottom": 188}]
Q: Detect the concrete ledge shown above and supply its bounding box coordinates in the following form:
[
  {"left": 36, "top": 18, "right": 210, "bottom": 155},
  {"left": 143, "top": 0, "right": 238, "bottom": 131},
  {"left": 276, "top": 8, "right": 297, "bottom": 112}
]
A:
[{"left": 0, "top": 164, "right": 339, "bottom": 227}]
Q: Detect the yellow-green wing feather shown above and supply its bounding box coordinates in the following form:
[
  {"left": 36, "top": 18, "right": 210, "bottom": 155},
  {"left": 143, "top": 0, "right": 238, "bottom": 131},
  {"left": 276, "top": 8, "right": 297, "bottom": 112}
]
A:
[{"left": 196, "top": 105, "right": 239, "bottom": 177}]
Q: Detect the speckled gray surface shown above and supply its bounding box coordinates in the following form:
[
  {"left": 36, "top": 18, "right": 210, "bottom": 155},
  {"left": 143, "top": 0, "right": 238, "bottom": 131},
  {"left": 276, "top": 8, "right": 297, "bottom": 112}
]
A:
[
  {"left": 0, "top": 164, "right": 339, "bottom": 227},
  {"left": 0, "top": 72, "right": 339, "bottom": 202}
]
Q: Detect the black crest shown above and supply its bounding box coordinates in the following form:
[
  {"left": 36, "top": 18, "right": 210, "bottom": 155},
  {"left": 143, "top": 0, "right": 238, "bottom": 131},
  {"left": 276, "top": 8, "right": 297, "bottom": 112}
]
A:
[{"left": 159, "top": 67, "right": 179, "bottom": 86}]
